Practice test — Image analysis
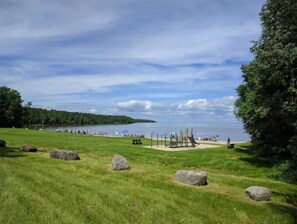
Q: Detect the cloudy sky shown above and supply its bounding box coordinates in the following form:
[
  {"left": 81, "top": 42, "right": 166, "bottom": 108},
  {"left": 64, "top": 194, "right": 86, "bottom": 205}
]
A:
[{"left": 0, "top": 0, "right": 265, "bottom": 122}]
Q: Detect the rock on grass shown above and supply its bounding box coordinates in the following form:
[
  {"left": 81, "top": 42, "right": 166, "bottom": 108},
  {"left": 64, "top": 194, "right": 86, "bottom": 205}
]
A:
[
  {"left": 245, "top": 186, "right": 272, "bottom": 201},
  {"left": 0, "top": 139, "right": 6, "bottom": 147},
  {"left": 112, "top": 154, "right": 131, "bottom": 170},
  {"left": 20, "top": 145, "right": 37, "bottom": 152},
  {"left": 174, "top": 170, "right": 207, "bottom": 186},
  {"left": 50, "top": 150, "right": 80, "bottom": 160}
]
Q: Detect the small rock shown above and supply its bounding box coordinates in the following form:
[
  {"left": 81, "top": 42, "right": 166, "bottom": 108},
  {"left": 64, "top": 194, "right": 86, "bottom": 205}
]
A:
[
  {"left": 130, "top": 203, "right": 138, "bottom": 209},
  {"left": 20, "top": 145, "right": 37, "bottom": 152},
  {"left": 245, "top": 186, "right": 272, "bottom": 201},
  {"left": 50, "top": 150, "right": 80, "bottom": 160},
  {"left": 0, "top": 139, "right": 6, "bottom": 147},
  {"left": 112, "top": 154, "right": 131, "bottom": 170},
  {"left": 174, "top": 170, "right": 207, "bottom": 186}
]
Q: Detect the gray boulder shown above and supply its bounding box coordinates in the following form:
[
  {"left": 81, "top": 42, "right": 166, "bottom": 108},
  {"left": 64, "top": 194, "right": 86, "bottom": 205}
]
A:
[
  {"left": 50, "top": 150, "right": 80, "bottom": 160},
  {"left": 174, "top": 170, "right": 207, "bottom": 186},
  {"left": 245, "top": 186, "right": 272, "bottom": 201},
  {"left": 112, "top": 154, "right": 131, "bottom": 170},
  {"left": 0, "top": 139, "right": 6, "bottom": 147},
  {"left": 20, "top": 145, "right": 37, "bottom": 152}
]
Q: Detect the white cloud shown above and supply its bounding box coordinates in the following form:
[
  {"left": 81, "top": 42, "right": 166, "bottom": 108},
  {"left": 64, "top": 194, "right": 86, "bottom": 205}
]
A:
[
  {"left": 177, "top": 99, "right": 209, "bottom": 110},
  {"left": 0, "top": 0, "right": 264, "bottom": 65},
  {"left": 113, "top": 96, "right": 237, "bottom": 119},
  {"left": 89, "top": 108, "right": 97, "bottom": 114},
  {"left": 114, "top": 100, "right": 156, "bottom": 112},
  {"left": 2, "top": 62, "right": 242, "bottom": 100},
  {"left": 0, "top": 0, "right": 118, "bottom": 39}
]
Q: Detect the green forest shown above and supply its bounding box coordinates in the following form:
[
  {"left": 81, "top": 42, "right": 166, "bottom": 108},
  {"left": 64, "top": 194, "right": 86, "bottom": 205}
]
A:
[
  {"left": 25, "top": 108, "right": 135, "bottom": 126},
  {"left": 0, "top": 86, "right": 154, "bottom": 127}
]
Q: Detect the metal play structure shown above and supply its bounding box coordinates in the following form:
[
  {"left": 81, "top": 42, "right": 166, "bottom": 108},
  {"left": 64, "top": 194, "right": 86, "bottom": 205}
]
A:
[{"left": 150, "top": 128, "right": 199, "bottom": 149}]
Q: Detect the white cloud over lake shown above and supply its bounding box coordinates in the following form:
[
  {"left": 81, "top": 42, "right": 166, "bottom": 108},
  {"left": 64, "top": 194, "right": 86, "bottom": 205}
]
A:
[{"left": 112, "top": 96, "right": 237, "bottom": 122}]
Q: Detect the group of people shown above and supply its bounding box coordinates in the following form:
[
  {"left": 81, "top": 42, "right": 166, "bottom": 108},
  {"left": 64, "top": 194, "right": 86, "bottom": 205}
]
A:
[
  {"left": 126, "top": 134, "right": 145, "bottom": 138},
  {"left": 55, "top": 129, "right": 145, "bottom": 138},
  {"left": 197, "top": 135, "right": 218, "bottom": 142},
  {"left": 56, "top": 129, "right": 87, "bottom": 134},
  {"left": 94, "top": 132, "right": 109, "bottom": 136}
]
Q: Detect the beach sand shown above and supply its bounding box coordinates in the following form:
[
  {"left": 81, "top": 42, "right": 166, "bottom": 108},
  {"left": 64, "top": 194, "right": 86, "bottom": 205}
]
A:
[
  {"left": 143, "top": 140, "right": 246, "bottom": 152},
  {"left": 196, "top": 140, "right": 246, "bottom": 145},
  {"left": 143, "top": 143, "right": 221, "bottom": 151}
]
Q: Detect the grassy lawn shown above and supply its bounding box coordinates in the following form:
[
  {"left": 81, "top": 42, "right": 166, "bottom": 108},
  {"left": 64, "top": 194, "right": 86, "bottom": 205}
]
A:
[{"left": 0, "top": 128, "right": 296, "bottom": 224}]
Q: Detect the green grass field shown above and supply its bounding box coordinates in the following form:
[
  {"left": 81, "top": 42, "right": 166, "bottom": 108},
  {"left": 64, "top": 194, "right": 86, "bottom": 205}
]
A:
[{"left": 0, "top": 128, "right": 296, "bottom": 224}]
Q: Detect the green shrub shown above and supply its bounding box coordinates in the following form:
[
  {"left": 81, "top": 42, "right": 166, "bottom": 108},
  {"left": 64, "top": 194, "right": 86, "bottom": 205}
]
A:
[{"left": 269, "top": 160, "right": 297, "bottom": 183}]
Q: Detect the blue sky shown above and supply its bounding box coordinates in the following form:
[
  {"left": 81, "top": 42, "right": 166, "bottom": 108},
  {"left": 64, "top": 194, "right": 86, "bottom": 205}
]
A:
[{"left": 0, "top": 0, "right": 265, "bottom": 122}]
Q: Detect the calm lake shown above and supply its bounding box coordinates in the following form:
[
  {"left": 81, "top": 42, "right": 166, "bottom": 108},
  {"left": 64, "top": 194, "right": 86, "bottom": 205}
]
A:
[{"left": 48, "top": 121, "right": 250, "bottom": 142}]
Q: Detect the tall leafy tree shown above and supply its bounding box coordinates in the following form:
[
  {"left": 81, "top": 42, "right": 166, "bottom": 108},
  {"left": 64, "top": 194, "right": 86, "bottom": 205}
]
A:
[
  {"left": 235, "top": 0, "right": 297, "bottom": 165},
  {"left": 0, "top": 86, "right": 24, "bottom": 127}
]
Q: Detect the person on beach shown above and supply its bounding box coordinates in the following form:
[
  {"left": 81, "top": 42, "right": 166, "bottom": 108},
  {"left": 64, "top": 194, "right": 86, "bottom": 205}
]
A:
[{"left": 227, "top": 137, "right": 230, "bottom": 147}]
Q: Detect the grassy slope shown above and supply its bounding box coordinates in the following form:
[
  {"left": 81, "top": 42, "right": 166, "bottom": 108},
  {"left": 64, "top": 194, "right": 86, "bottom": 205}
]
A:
[{"left": 0, "top": 128, "right": 296, "bottom": 224}]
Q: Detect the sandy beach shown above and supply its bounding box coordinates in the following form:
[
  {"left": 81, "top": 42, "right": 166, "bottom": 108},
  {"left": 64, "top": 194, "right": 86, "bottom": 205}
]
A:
[
  {"left": 143, "top": 143, "right": 221, "bottom": 151},
  {"left": 196, "top": 140, "right": 246, "bottom": 145},
  {"left": 143, "top": 140, "right": 245, "bottom": 151}
]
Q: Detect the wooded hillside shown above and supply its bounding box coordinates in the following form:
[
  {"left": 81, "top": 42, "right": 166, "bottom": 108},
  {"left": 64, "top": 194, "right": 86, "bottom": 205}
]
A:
[{"left": 25, "top": 108, "right": 135, "bottom": 126}]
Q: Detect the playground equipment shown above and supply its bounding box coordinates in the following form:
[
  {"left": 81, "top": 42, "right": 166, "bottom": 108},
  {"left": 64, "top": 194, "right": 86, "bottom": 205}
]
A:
[
  {"left": 150, "top": 128, "right": 199, "bottom": 149},
  {"left": 188, "top": 135, "right": 199, "bottom": 147}
]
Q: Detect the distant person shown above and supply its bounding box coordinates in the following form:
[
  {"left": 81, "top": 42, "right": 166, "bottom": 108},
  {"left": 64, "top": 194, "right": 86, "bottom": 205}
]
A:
[{"left": 227, "top": 137, "right": 230, "bottom": 147}]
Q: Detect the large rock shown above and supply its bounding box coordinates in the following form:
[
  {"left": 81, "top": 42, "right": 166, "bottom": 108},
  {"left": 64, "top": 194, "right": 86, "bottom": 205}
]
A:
[
  {"left": 112, "top": 154, "right": 131, "bottom": 170},
  {"left": 20, "top": 145, "right": 37, "bottom": 152},
  {"left": 245, "top": 186, "right": 272, "bottom": 201},
  {"left": 174, "top": 170, "right": 207, "bottom": 186},
  {"left": 50, "top": 150, "right": 80, "bottom": 160},
  {"left": 0, "top": 139, "right": 6, "bottom": 147}
]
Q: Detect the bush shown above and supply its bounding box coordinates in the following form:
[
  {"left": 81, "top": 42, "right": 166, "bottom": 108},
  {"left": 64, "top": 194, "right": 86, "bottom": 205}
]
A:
[{"left": 269, "top": 160, "right": 297, "bottom": 183}]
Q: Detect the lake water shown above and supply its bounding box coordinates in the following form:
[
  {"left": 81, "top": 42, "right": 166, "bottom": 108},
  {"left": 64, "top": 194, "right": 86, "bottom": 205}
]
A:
[{"left": 48, "top": 121, "right": 250, "bottom": 142}]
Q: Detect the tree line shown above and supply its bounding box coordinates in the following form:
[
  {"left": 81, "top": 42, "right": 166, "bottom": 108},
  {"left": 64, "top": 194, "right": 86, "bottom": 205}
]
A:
[
  {"left": 24, "top": 108, "right": 135, "bottom": 126},
  {"left": 0, "top": 86, "right": 150, "bottom": 127}
]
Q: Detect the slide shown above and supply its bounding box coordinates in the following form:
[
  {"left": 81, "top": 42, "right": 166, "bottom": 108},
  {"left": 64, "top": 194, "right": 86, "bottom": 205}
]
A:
[{"left": 188, "top": 136, "right": 199, "bottom": 147}]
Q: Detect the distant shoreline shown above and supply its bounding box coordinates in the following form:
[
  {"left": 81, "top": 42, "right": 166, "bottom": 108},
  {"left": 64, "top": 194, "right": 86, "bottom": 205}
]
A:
[
  {"left": 42, "top": 121, "right": 250, "bottom": 142},
  {"left": 27, "top": 119, "right": 156, "bottom": 128}
]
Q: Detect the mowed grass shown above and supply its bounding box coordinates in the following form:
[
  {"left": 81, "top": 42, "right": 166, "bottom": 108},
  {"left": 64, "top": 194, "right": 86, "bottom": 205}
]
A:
[{"left": 0, "top": 128, "right": 296, "bottom": 224}]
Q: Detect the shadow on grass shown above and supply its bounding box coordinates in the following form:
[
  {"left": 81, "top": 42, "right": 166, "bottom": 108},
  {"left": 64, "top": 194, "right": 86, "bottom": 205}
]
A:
[
  {"left": 0, "top": 147, "right": 27, "bottom": 158},
  {"left": 234, "top": 145, "right": 255, "bottom": 155},
  {"left": 273, "top": 191, "right": 297, "bottom": 207},
  {"left": 267, "top": 202, "right": 297, "bottom": 223},
  {"left": 234, "top": 145, "right": 275, "bottom": 168},
  {"left": 238, "top": 157, "right": 275, "bottom": 168}
]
